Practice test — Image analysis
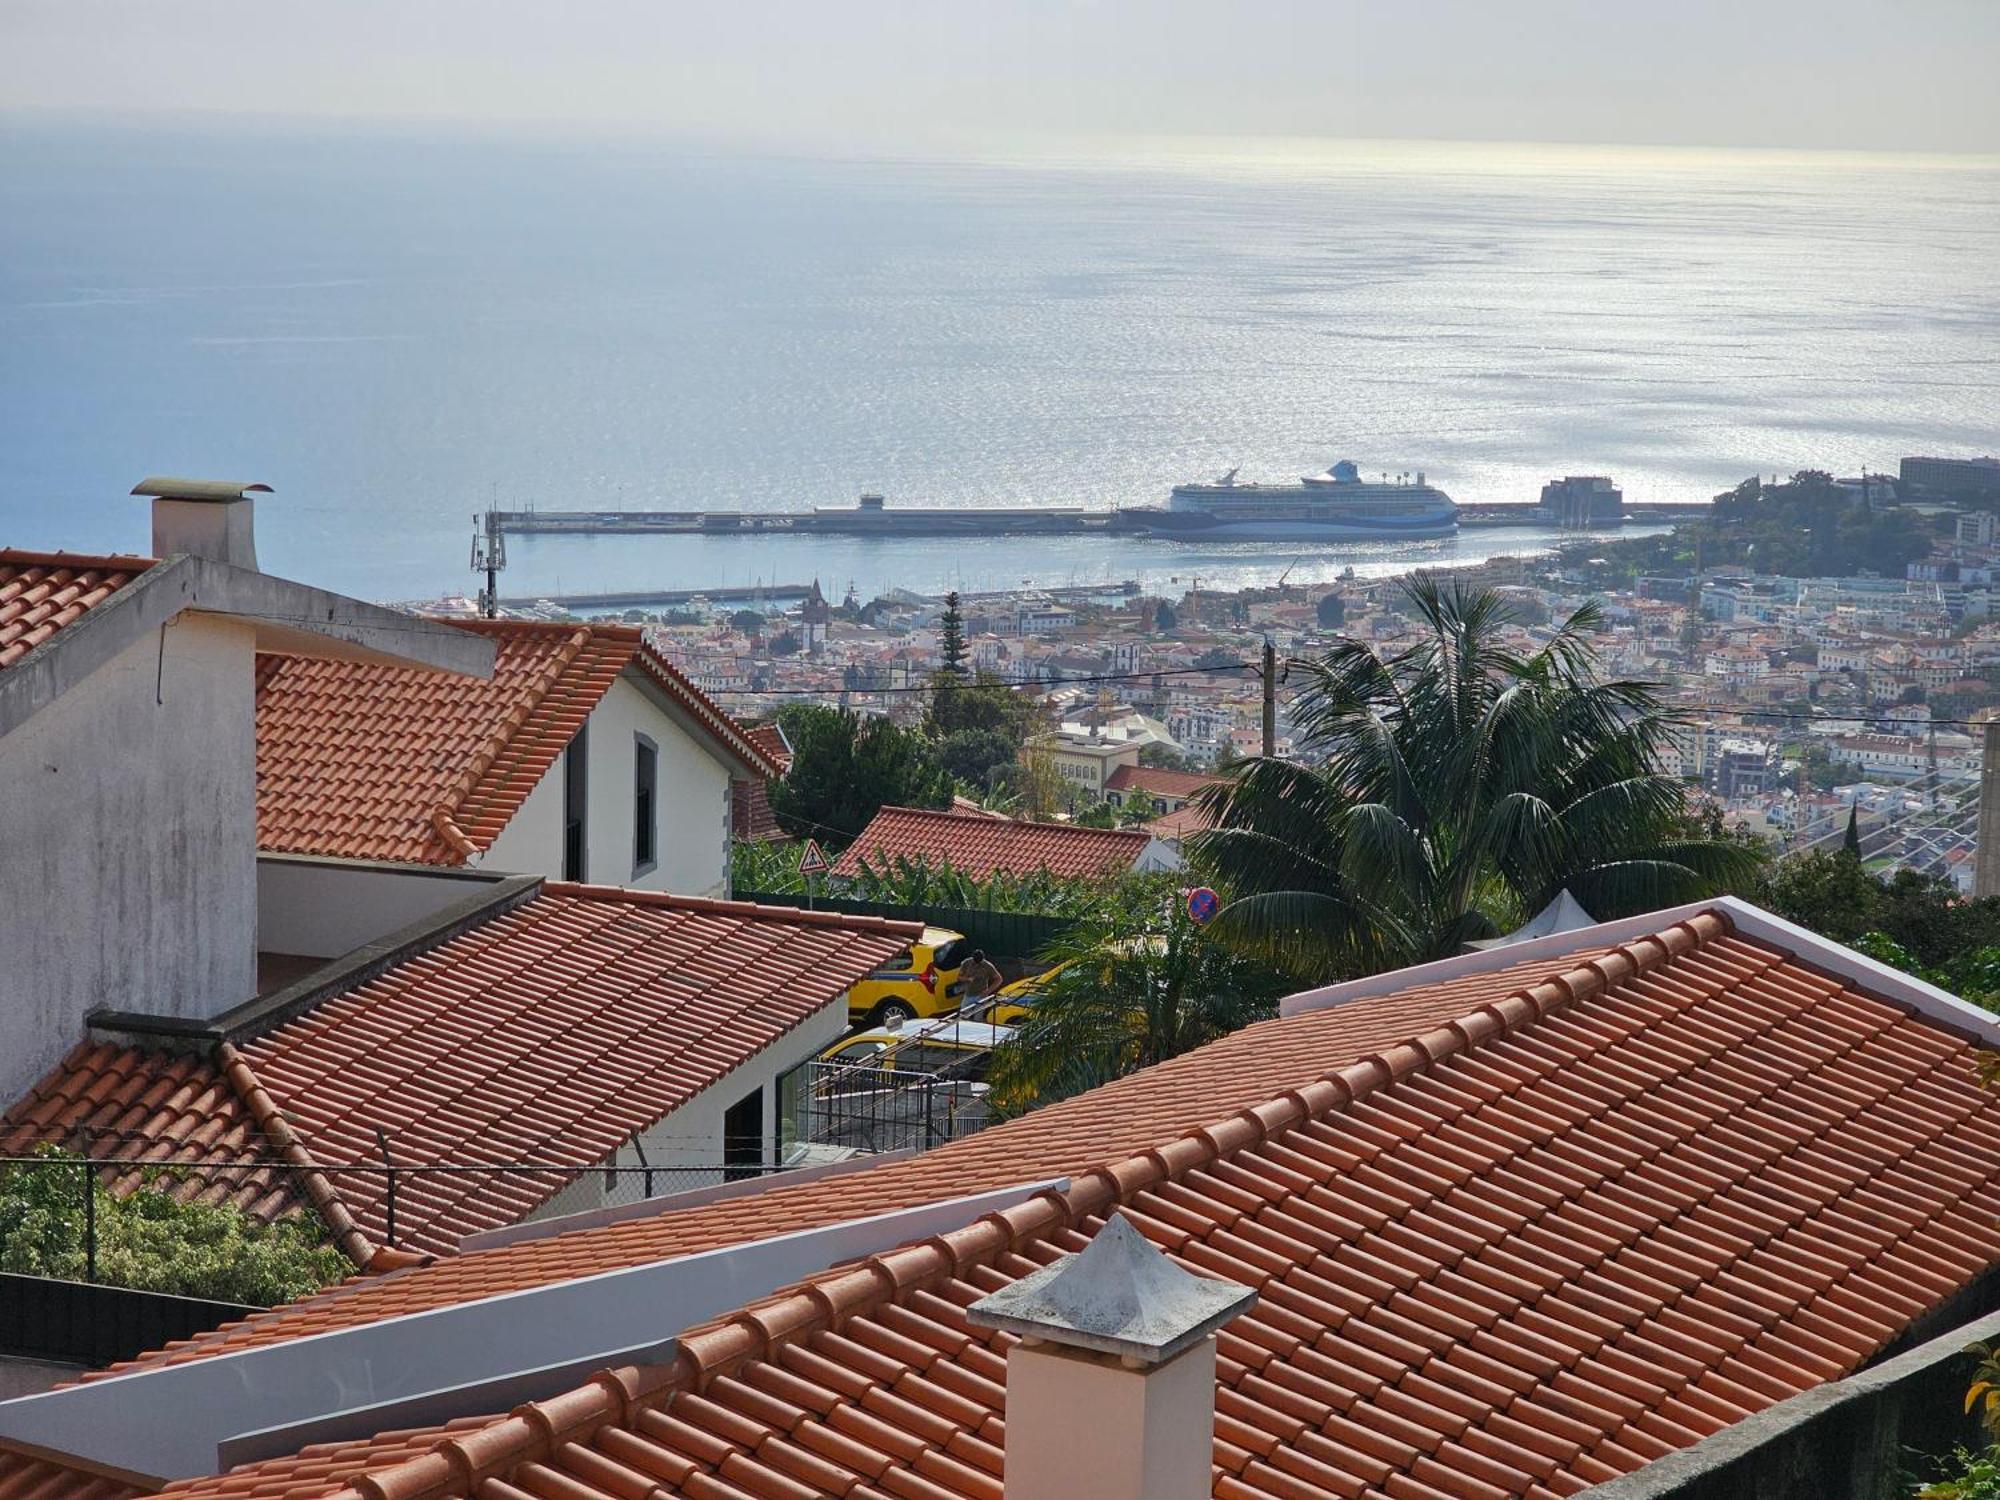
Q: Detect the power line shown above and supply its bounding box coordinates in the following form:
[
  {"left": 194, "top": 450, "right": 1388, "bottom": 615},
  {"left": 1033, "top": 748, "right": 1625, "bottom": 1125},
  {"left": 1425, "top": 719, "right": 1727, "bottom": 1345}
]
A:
[
  {"left": 1729, "top": 708, "right": 1997, "bottom": 731},
  {"left": 696, "top": 662, "right": 1261, "bottom": 699}
]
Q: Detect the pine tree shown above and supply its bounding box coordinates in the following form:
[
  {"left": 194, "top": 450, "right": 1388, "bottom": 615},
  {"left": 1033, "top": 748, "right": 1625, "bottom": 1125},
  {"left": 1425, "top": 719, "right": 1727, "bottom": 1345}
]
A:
[
  {"left": 1843, "top": 802, "right": 1862, "bottom": 858},
  {"left": 939, "top": 592, "right": 968, "bottom": 676}
]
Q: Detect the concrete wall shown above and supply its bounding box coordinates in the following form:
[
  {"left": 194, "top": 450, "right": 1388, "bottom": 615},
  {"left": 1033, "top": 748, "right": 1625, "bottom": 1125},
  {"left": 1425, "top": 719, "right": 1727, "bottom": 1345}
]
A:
[
  {"left": 481, "top": 670, "right": 734, "bottom": 897},
  {"left": 522, "top": 999, "right": 847, "bottom": 1228},
  {"left": 256, "top": 856, "right": 508, "bottom": 959},
  {"left": 0, "top": 614, "right": 257, "bottom": 1105},
  {"left": 1584, "top": 1299, "right": 2000, "bottom": 1500}
]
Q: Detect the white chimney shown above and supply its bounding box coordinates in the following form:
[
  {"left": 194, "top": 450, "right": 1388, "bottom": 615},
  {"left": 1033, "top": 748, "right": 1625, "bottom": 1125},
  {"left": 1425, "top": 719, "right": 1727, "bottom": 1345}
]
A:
[
  {"left": 967, "top": 1213, "right": 1256, "bottom": 1500},
  {"left": 134, "top": 477, "right": 273, "bottom": 570}
]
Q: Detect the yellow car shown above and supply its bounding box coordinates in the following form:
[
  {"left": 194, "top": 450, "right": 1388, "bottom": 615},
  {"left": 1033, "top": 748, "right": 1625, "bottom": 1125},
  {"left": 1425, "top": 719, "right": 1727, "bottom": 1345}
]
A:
[
  {"left": 975, "top": 960, "right": 1074, "bottom": 1026},
  {"left": 844, "top": 926, "right": 970, "bottom": 1026}
]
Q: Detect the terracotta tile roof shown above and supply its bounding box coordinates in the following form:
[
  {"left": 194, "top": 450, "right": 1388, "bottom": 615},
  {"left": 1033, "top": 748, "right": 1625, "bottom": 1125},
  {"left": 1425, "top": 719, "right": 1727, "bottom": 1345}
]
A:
[
  {"left": 743, "top": 722, "right": 790, "bottom": 771},
  {"left": 231, "top": 884, "right": 921, "bottom": 1257},
  {"left": 730, "top": 723, "right": 790, "bottom": 842},
  {"left": 94, "top": 911, "right": 2000, "bottom": 1500},
  {"left": 0, "top": 1452, "right": 143, "bottom": 1500},
  {"left": 0, "top": 549, "right": 155, "bottom": 671},
  {"left": 1146, "top": 800, "right": 1216, "bottom": 841},
  {"left": 255, "top": 620, "right": 776, "bottom": 865},
  {"left": 1104, "top": 762, "right": 1225, "bottom": 799},
  {"left": 831, "top": 804, "right": 1154, "bottom": 880},
  {"left": 0, "top": 1043, "right": 305, "bottom": 1227},
  {"left": 77, "top": 945, "right": 1615, "bottom": 1375},
  {"left": 150, "top": 1417, "right": 501, "bottom": 1500}
]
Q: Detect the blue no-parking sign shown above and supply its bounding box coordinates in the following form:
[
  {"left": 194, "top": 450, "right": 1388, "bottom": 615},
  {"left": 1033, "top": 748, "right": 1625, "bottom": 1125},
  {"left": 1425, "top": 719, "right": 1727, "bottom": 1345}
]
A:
[{"left": 1185, "top": 886, "right": 1220, "bottom": 925}]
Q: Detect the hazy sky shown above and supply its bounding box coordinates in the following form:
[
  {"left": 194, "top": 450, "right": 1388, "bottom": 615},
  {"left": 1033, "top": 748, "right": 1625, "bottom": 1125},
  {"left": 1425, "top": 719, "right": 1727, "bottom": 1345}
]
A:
[{"left": 4, "top": 0, "right": 1997, "bottom": 155}]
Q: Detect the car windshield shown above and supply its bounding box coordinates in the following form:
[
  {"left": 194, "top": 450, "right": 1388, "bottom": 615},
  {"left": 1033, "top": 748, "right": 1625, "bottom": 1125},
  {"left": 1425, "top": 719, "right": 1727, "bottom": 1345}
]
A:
[{"left": 931, "top": 938, "right": 970, "bottom": 970}]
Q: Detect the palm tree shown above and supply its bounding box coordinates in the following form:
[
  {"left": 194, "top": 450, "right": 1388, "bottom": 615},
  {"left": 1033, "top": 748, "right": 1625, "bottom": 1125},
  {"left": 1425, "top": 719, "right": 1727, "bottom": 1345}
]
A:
[
  {"left": 1192, "top": 575, "right": 1761, "bottom": 976},
  {"left": 986, "top": 905, "right": 1288, "bottom": 1114}
]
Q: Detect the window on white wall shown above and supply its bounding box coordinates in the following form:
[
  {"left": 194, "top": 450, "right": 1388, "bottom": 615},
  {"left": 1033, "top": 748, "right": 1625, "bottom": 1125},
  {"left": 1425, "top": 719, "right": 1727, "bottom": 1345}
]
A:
[
  {"left": 634, "top": 733, "right": 658, "bottom": 876},
  {"left": 562, "top": 722, "right": 589, "bottom": 882}
]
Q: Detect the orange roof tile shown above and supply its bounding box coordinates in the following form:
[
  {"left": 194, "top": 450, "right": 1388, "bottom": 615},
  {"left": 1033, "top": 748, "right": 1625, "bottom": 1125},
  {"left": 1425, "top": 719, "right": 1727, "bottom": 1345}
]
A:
[
  {"left": 255, "top": 620, "right": 776, "bottom": 866},
  {"left": 0, "top": 1452, "right": 144, "bottom": 1500},
  {"left": 731, "top": 723, "right": 791, "bottom": 842},
  {"left": 75, "top": 944, "right": 1621, "bottom": 1375},
  {"left": 1104, "top": 763, "right": 1224, "bottom": 799},
  {"left": 0, "top": 549, "right": 155, "bottom": 671},
  {"left": 1146, "top": 800, "right": 1215, "bottom": 840},
  {"left": 81, "top": 910, "right": 2000, "bottom": 1500},
  {"left": 831, "top": 804, "right": 1153, "bottom": 880},
  {"left": 0, "top": 1042, "right": 307, "bottom": 1229},
  {"left": 232, "top": 884, "right": 920, "bottom": 1256}
]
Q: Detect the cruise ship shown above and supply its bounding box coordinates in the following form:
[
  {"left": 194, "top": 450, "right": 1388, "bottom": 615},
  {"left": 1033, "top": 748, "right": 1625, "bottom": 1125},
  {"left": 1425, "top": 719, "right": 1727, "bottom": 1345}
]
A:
[{"left": 1114, "top": 459, "right": 1459, "bottom": 541}]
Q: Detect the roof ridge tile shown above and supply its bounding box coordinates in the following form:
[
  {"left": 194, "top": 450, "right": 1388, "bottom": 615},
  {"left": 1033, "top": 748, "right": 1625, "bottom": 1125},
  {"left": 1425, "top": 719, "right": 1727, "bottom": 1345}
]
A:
[
  {"left": 538, "top": 882, "right": 925, "bottom": 939},
  {"left": 215, "top": 1042, "right": 376, "bottom": 1271},
  {"left": 429, "top": 626, "right": 598, "bottom": 849}
]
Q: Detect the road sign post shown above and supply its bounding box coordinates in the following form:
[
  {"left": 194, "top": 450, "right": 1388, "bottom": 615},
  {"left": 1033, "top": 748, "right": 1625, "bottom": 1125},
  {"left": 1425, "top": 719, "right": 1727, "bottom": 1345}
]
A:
[{"left": 798, "top": 838, "right": 830, "bottom": 909}]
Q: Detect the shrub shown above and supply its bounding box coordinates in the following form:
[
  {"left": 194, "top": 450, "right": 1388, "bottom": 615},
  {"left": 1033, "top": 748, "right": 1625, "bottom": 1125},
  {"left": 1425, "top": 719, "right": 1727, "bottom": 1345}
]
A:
[{"left": 0, "top": 1148, "right": 351, "bottom": 1307}]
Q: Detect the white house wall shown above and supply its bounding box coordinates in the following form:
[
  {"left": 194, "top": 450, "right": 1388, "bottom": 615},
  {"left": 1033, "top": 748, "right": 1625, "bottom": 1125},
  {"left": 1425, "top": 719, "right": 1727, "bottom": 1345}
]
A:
[
  {"left": 522, "top": 999, "right": 849, "bottom": 1228},
  {"left": 587, "top": 674, "right": 732, "bottom": 895},
  {"left": 256, "top": 857, "right": 508, "bottom": 960},
  {"left": 481, "top": 671, "right": 733, "bottom": 897},
  {"left": 480, "top": 752, "right": 566, "bottom": 883},
  {"left": 0, "top": 614, "right": 257, "bottom": 1105}
]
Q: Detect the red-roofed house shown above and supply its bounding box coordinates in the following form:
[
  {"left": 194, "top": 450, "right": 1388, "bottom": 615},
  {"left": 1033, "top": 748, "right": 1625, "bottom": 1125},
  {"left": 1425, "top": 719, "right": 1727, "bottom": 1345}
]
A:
[
  {"left": 1102, "top": 761, "right": 1225, "bottom": 817},
  {"left": 831, "top": 803, "right": 1182, "bottom": 880},
  {"left": 0, "top": 484, "right": 493, "bottom": 1107},
  {"left": 3, "top": 880, "right": 920, "bottom": 1262},
  {"left": 7, "top": 896, "right": 2000, "bottom": 1498},
  {"left": 257, "top": 619, "right": 777, "bottom": 895}
]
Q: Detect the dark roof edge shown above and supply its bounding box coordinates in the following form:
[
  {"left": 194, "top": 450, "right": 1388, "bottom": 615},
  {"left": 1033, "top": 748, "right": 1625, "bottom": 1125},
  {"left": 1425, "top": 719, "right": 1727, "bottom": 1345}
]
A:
[
  {"left": 1581, "top": 1282, "right": 2000, "bottom": 1498},
  {"left": 91, "top": 874, "right": 546, "bottom": 1048}
]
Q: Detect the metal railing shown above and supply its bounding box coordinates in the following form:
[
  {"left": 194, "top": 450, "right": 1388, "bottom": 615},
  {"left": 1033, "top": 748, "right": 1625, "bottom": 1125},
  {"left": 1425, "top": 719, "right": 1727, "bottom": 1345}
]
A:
[
  {"left": 0, "top": 1147, "right": 801, "bottom": 1279},
  {"left": 793, "top": 1057, "right": 994, "bottom": 1155}
]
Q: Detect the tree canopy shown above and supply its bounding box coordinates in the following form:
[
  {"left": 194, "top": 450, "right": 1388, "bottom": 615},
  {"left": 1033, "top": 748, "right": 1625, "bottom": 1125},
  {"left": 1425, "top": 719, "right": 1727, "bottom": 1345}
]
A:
[
  {"left": 1193, "top": 575, "right": 1761, "bottom": 975},
  {"left": 0, "top": 1150, "right": 350, "bottom": 1306},
  {"left": 938, "top": 592, "right": 968, "bottom": 676},
  {"left": 987, "top": 904, "right": 1289, "bottom": 1114},
  {"left": 767, "top": 704, "right": 953, "bottom": 845},
  {"left": 923, "top": 669, "right": 1041, "bottom": 793}
]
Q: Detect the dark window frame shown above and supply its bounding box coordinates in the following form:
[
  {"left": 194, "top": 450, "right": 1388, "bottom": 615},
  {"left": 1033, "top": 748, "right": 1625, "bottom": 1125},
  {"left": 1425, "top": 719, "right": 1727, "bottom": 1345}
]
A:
[
  {"left": 633, "top": 732, "right": 658, "bottom": 877},
  {"left": 562, "top": 721, "right": 589, "bottom": 881}
]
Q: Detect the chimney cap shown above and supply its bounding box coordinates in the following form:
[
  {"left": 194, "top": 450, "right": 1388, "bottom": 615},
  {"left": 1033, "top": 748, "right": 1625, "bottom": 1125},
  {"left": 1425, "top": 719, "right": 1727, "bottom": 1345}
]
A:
[
  {"left": 131, "top": 477, "right": 274, "bottom": 503},
  {"left": 967, "top": 1213, "right": 1255, "bottom": 1366}
]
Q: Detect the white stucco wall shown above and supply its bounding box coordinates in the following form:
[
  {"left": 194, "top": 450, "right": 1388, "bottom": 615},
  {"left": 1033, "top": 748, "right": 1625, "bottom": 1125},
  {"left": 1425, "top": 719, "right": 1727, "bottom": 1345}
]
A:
[
  {"left": 0, "top": 614, "right": 258, "bottom": 1105},
  {"left": 524, "top": 999, "right": 848, "bottom": 1226},
  {"left": 257, "top": 856, "right": 507, "bottom": 959},
  {"left": 480, "top": 670, "right": 735, "bottom": 897}
]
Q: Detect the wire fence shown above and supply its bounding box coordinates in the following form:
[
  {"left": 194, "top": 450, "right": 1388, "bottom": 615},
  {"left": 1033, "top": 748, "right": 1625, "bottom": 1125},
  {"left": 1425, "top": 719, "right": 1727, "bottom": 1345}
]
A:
[
  {"left": 2, "top": 1037, "right": 1011, "bottom": 1282},
  {"left": 0, "top": 1147, "right": 805, "bottom": 1278},
  {"left": 798, "top": 1063, "right": 994, "bottom": 1156}
]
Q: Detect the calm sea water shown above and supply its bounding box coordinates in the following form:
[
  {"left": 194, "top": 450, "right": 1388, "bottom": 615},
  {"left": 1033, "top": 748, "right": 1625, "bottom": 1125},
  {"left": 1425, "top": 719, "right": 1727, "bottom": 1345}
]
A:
[{"left": 2, "top": 121, "right": 1995, "bottom": 602}]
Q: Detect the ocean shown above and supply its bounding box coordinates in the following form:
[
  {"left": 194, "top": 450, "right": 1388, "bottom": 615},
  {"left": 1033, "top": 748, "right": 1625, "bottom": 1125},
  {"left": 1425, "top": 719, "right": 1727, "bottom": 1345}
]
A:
[{"left": 2, "top": 120, "right": 1995, "bottom": 604}]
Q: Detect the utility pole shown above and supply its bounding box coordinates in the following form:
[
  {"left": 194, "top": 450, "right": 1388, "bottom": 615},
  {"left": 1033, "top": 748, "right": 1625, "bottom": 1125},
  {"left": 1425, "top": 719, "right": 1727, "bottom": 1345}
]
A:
[
  {"left": 1261, "top": 637, "right": 1277, "bottom": 758},
  {"left": 1928, "top": 718, "right": 1941, "bottom": 816},
  {"left": 1977, "top": 718, "right": 2000, "bottom": 899},
  {"left": 471, "top": 510, "right": 507, "bottom": 619}
]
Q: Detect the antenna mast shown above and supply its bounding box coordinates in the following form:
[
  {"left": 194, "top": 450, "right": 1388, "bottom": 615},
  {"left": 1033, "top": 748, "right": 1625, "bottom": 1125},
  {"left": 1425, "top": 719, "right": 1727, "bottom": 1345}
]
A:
[{"left": 472, "top": 510, "right": 508, "bottom": 619}]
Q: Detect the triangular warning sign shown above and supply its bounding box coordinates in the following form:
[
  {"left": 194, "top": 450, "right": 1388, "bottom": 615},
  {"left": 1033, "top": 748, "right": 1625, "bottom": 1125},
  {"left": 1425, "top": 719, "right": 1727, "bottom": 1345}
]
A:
[{"left": 797, "top": 837, "right": 830, "bottom": 876}]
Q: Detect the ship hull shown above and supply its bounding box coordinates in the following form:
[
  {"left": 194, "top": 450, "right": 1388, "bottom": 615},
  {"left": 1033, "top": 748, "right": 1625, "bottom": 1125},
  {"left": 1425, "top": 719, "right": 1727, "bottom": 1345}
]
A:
[{"left": 1113, "top": 508, "right": 1459, "bottom": 541}]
